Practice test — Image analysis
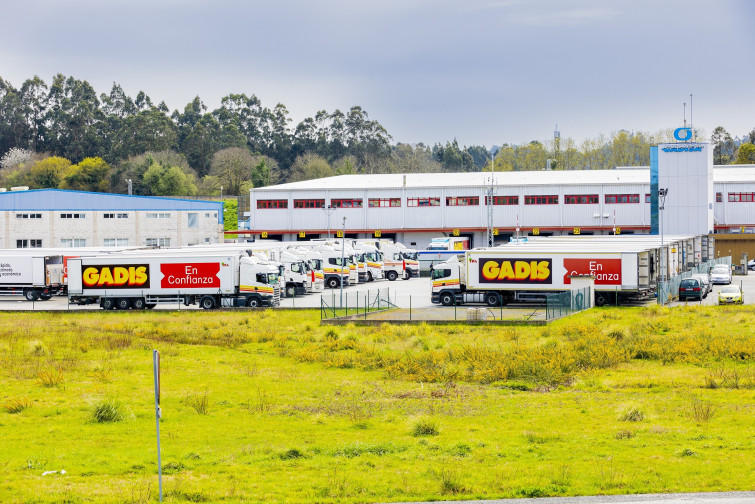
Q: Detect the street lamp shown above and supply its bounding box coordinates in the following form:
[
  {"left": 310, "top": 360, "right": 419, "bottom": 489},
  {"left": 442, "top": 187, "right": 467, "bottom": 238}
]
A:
[
  {"left": 340, "top": 216, "right": 346, "bottom": 308},
  {"left": 323, "top": 205, "right": 336, "bottom": 238},
  {"left": 659, "top": 188, "right": 668, "bottom": 289}
]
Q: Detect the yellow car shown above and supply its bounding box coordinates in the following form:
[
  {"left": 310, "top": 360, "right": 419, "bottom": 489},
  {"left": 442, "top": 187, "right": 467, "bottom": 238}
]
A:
[{"left": 718, "top": 285, "right": 743, "bottom": 305}]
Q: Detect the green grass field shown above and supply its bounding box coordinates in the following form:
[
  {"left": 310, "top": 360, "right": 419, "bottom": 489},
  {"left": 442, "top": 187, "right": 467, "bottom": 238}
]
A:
[{"left": 1, "top": 306, "right": 754, "bottom": 503}]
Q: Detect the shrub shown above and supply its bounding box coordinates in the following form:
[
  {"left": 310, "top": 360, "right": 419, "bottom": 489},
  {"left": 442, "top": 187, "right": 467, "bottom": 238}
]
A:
[
  {"left": 411, "top": 418, "right": 439, "bottom": 437},
  {"left": 3, "top": 398, "right": 30, "bottom": 414},
  {"left": 279, "top": 448, "right": 305, "bottom": 460},
  {"left": 185, "top": 390, "right": 210, "bottom": 415},
  {"left": 689, "top": 397, "right": 716, "bottom": 422},
  {"left": 90, "top": 398, "right": 127, "bottom": 423},
  {"left": 617, "top": 405, "right": 644, "bottom": 422},
  {"left": 37, "top": 369, "right": 64, "bottom": 387}
]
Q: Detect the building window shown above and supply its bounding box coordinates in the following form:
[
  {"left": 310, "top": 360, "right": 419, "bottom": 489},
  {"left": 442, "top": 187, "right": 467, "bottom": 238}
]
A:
[
  {"left": 446, "top": 196, "right": 479, "bottom": 206},
  {"left": 188, "top": 213, "right": 198, "bottom": 228},
  {"left": 104, "top": 238, "right": 129, "bottom": 247},
  {"left": 146, "top": 238, "right": 171, "bottom": 247},
  {"left": 104, "top": 213, "right": 115, "bottom": 218},
  {"left": 60, "top": 238, "right": 86, "bottom": 247},
  {"left": 16, "top": 213, "right": 42, "bottom": 219},
  {"left": 257, "top": 199, "right": 288, "bottom": 209},
  {"left": 487, "top": 196, "right": 518, "bottom": 205},
  {"left": 146, "top": 212, "right": 171, "bottom": 219},
  {"left": 524, "top": 195, "right": 558, "bottom": 205},
  {"left": 565, "top": 194, "right": 598, "bottom": 204},
  {"left": 293, "top": 199, "right": 325, "bottom": 209},
  {"left": 645, "top": 193, "right": 651, "bottom": 203},
  {"left": 60, "top": 213, "right": 86, "bottom": 219},
  {"left": 716, "top": 193, "right": 722, "bottom": 203},
  {"left": 605, "top": 194, "right": 640, "bottom": 204},
  {"left": 331, "top": 198, "right": 363, "bottom": 208},
  {"left": 729, "top": 192, "right": 755, "bottom": 202},
  {"left": 16, "top": 239, "right": 42, "bottom": 248},
  {"left": 407, "top": 197, "right": 440, "bottom": 207},
  {"left": 369, "top": 198, "right": 402, "bottom": 208},
  {"left": 104, "top": 213, "right": 129, "bottom": 218}
]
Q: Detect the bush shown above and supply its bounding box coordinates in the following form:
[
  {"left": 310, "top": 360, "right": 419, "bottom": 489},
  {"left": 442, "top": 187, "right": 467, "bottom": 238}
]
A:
[
  {"left": 411, "top": 418, "right": 439, "bottom": 437},
  {"left": 3, "top": 398, "right": 30, "bottom": 414},
  {"left": 185, "top": 390, "right": 210, "bottom": 415},
  {"left": 90, "top": 398, "right": 127, "bottom": 423},
  {"left": 37, "top": 369, "right": 64, "bottom": 387},
  {"left": 617, "top": 405, "right": 644, "bottom": 422}
]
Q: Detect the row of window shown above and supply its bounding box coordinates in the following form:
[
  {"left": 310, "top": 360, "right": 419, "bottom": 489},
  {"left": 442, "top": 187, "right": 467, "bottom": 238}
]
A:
[
  {"left": 258, "top": 192, "right": 755, "bottom": 209},
  {"left": 14, "top": 211, "right": 217, "bottom": 219},
  {"left": 14, "top": 237, "right": 185, "bottom": 248}
]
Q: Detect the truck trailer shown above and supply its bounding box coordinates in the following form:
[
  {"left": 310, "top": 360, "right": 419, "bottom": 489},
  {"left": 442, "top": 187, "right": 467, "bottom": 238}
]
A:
[
  {"left": 0, "top": 251, "right": 64, "bottom": 300},
  {"left": 67, "top": 253, "right": 280, "bottom": 309},
  {"left": 431, "top": 240, "right": 665, "bottom": 307}
]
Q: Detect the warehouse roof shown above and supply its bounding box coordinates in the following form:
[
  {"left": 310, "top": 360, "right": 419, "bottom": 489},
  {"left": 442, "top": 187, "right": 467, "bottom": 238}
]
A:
[
  {"left": 0, "top": 189, "right": 224, "bottom": 223},
  {"left": 255, "top": 165, "right": 755, "bottom": 192}
]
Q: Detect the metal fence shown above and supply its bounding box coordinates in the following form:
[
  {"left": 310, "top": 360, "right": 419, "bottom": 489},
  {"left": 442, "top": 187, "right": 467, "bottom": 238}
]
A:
[
  {"left": 544, "top": 286, "right": 593, "bottom": 320},
  {"left": 320, "top": 288, "right": 397, "bottom": 320},
  {"left": 657, "top": 257, "right": 732, "bottom": 305}
]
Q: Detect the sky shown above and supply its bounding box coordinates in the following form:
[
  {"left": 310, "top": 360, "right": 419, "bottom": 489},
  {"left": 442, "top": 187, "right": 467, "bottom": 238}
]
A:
[{"left": 2, "top": 0, "right": 754, "bottom": 148}]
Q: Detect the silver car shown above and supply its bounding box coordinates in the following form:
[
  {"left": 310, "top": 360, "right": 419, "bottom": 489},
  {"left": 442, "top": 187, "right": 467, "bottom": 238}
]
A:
[
  {"left": 710, "top": 266, "right": 732, "bottom": 285},
  {"left": 691, "top": 274, "right": 711, "bottom": 297}
]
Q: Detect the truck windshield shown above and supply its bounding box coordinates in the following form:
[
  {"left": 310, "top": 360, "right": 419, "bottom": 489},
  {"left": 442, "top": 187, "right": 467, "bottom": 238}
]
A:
[
  {"left": 402, "top": 252, "right": 418, "bottom": 260},
  {"left": 310, "top": 259, "right": 322, "bottom": 270},
  {"left": 431, "top": 268, "right": 451, "bottom": 279},
  {"left": 290, "top": 262, "right": 302, "bottom": 273},
  {"left": 328, "top": 257, "right": 343, "bottom": 266}
]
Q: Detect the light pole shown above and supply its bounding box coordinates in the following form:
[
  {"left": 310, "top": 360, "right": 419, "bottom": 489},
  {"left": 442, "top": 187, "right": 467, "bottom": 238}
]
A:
[
  {"left": 323, "top": 205, "right": 336, "bottom": 238},
  {"left": 340, "top": 216, "right": 346, "bottom": 308},
  {"left": 659, "top": 188, "right": 668, "bottom": 301}
]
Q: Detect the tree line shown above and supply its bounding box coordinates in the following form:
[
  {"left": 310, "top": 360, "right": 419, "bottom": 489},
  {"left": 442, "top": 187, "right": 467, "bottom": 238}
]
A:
[{"left": 1, "top": 74, "right": 753, "bottom": 196}]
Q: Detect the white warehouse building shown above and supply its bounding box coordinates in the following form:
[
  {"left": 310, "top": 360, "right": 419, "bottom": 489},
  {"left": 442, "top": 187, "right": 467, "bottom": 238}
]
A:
[
  {"left": 0, "top": 189, "right": 224, "bottom": 249},
  {"left": 243, "top": 163, "right": 755, "bottom": 250}
]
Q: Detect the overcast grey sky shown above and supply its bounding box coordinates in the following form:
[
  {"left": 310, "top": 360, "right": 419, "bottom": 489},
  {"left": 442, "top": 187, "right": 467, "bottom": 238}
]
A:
[{"left": 2, "top": 0, "right": 753, "bottom": 148}]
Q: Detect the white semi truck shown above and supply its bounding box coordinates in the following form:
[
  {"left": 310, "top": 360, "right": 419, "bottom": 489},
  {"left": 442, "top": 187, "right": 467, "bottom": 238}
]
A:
[
  {"left": 431, "top": 240, "right": 667, "bottom": 307},
  {"left": 67, "top": 253, "right": 280, "bottom": 309},
  {"left": 0, "top": 251, "right": 64, "bottom": 300}
]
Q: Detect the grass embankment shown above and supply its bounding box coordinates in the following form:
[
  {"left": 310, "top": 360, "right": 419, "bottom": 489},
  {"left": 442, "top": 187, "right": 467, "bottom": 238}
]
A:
[{"left": 1, "top": 306, "right": 755, "bottom": 503}]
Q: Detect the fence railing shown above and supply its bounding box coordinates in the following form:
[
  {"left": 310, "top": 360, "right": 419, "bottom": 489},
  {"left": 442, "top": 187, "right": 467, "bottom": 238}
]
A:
[
  {"left": 657, "top": 257, "right": 731, "bottom": 305},
  {"left": 320, "top": 288, "right": 397, "bottom": 320},
  {"left": 545, "top": 286, "right": 592, "bottom": 320}
]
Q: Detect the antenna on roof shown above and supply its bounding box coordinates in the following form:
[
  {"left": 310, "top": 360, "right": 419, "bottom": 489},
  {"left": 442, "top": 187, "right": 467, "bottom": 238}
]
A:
[
  {"left": 683, "top": 101, "right": 687, "bottom": 127},
  {"left": 689, "top": 93, "right": 693, "bottom": 141}
]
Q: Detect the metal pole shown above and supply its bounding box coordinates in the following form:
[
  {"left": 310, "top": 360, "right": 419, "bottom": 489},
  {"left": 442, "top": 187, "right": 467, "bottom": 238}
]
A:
[
  {"left": 340, "top": 217, "right": 346, "bottom": 308},
  {"left": 153, "top": 350, "right": 163, "bottom": 502}
]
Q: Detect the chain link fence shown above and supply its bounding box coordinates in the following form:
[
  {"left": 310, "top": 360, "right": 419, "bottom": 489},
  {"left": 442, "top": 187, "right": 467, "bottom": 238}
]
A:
[{"left": 657, "top": 257, "right": 731, "bottom": 305}]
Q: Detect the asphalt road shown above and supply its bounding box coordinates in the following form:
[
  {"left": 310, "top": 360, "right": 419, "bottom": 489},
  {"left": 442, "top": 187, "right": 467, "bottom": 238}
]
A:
[{"left": 388, "top": 492, "right": 755, "bottom": 504}]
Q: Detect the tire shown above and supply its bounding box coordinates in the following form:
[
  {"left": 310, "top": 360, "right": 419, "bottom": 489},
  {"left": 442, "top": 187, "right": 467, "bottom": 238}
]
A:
[
  {"left": 485, "top": 292, "right": 500, "bottom": 307},
  {"left": 595, "top": 294, "right": 607, "bottom": 307},
  {"left": 247, "top": 296, "right": 261, "bottom": 308},
  {"left": 116, "top": 298, "right": 131, "bottom": 310},
  {"left": 367, "top": 271, "right": 374, "bottom": 282},
  {"left": 39, "top": 293, "right": 53, "bottom": 301},
  {"left": 404, "top": 269, "right": 413, "bottom": 280},
  {"left": 132, "top": 298, "right": 146, "bottom": 310},
  {"left": 102, "top": 298, "right": 116, "bottom": 310},
  {"left": 286, "top": 284, "right": 296, "bottom": 297},
  {"left": 386, "top": 270, "right": 398, "bottom": 282},
  {"left": 24, "top": 289, "right": 39, "bottom": 301},
  {"left": 327, "top": 277, "right": 340, "bottom": 289},
  {"left": 199, "top": 296, "right": 216, "bottom": 310},
  {"left": 146, "top": 303, "right": 157, "bottom": 310},
  {"left": 440, "top": 292, "right": 455, "bottom": 306}
]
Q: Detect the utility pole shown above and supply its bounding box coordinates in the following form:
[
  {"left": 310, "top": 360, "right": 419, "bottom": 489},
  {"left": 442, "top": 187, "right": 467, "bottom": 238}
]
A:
[
  {"left": 486, "top": 151, "right": 495, "bottom": 247},
  {"left": 659, "top": 188, "right": 668, "bottom": 304}
]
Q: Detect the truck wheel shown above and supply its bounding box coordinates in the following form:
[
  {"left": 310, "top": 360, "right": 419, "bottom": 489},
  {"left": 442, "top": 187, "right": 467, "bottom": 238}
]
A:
[
  {"left": 386, "top": 270, "right": 398, "bottom": 282},
  {"left": 595, "top": 294, "right": 608, "bottom": 307},
  {"left": 367, "top": 271, "right": 374, "bottom": 282},
  {"left": 132, "top": 298, "right": 146, "bottom": 310},
  {"left": 286, "top": 284, "right": 296, "bottom": 297},
  {"left": 24, "top": 289, "right": 39, "bottom": 301},
  {"left": 199, "top": 296, "right": 216, "bottom": 310},
  {"left": 327, "top": 277, "right": 340, "bottom": 289},
  {"left": 102, "top": 298, "right": 116, "bottom": 310},
  {"left": 116, "top": 298, "right": 131, "bottom": 310},
  {"left": 39, "top": 293, "right": 53, "bottom": 301},
  {"left": 440, "top": 292, "right": 455, "bottom": 306},
  {"left": 485, "top": 293, "right": 500, "bottom": 307},
  {"left": 247, "top": 296, "right": 261, "bottom": 308}
]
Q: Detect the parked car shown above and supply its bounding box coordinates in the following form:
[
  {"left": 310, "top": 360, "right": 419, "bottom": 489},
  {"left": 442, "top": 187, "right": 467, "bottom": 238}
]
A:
[
  {"left": 678, "top": 278, "right": 704, "bottom": 301},
  {"left": 691, "top": 274, "right": 711, "bottom": 297},
  {"left": 718, "top": 285, "right": 743, "bottom": 305},
  {"left": 748, "top": 259, "right": 755, "bottom": 271},
  {"left": 710, "top": 265, "right": 732, "bottom": 285}
]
